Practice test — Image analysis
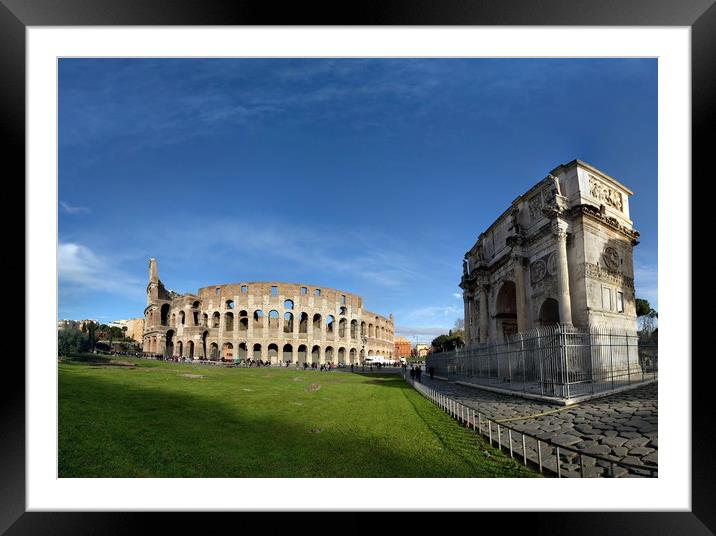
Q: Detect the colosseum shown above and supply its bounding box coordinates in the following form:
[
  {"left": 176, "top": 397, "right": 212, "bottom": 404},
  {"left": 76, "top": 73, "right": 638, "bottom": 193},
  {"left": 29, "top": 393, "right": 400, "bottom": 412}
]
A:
[{"left": 142, "top": 259, "right": 395, "bottom": 363}]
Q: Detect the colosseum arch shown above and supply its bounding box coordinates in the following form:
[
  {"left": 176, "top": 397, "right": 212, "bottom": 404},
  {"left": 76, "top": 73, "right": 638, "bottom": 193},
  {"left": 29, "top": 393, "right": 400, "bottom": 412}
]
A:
[
  {"left": 311, "top": 345, "right": 320, "bottom": 364},
  {"left": 339, "top": 306, "right": 347, "bottom": 316},
  {"left": 160, "top": 304, "right": 170, "bottom": 325},
  {"left": 253, "top": 343, "right": 262, "bottom": 360},
  {"left": 284, "top": 299, "right": 294, "bottom": 310},
  {"left": 361, "top": 321, "right": 366, "bottom": 336},
  {"left": 223, "top": 342, "right": 233, "bottom": 360},
  {"left": 338, "top": 318, "right": 347, "bottom": 338},
  {"left": 201, "top": 313, "right": 208, "bottom": 328},
  {"left": 369, "top": 323, "right": 374, "bottom": 337},
  {"left": 165, "top": 330, "right": 175, "bottom": 356},
  {"left": 282, "top": 343, "right": 293, "bottom": 363},
  {"left": 299, "top": 312, "right": 308, "bottom": 333},
  {"left": 212, "top": 312, "right": 221, "bottom": 328},
  {"left": 268, "top": 310, "right": 279, "bottom": 330},
  {"left": 253, "top": 310, "right": 264, "bottom": 331},
  {"left": 297, "top": 344, "right": 307, "bottom": 364},
  {"left": 325, "top": 346, "right": 334, "bottom": 363},
  {"left": 224, "top": 312, "right": 234, "bottom": 331},
  {"left": 350, "top": 320, "right": 357, "bottom": 339},
  {"left": 239, "top": 310, "right": 248, "bottom": 331},
  {"left": 312, "top": 314, "right": 321, "bottom": 334},
  {"left": 338, "top": 347, "right": 346, "bottom": 364},
  {"left": 326, "top": 315, "right": 335, "bottom": 334},
  {"left": 284, "top": 312, "right": 294, "bottom": 333},
  {"left": 188, "top": 340, "right": 194, "bottom": 358},
  {"left": 238, "top": 342, "right": 247, "bottom": 359},
  {"left": 226, "top": 299, "right": 235, "bottom": 309},
  {"left": 267, "top": 343, "right": 278, "bottom": 362},
  {"left": 177, "top": 340, "right": 183, "bottom": 357},
  {"left": 179, "top": 311, "right": 185, "bottom": 325},
  {"left": 209, "top": 342, "right": 219, "bottom": 360},
  {"left": 349, "top": 348, "right": 357, "bottom": 363},
  {"left": 170, "top": 313, "right": 176, "bottom": 327},
  {"left": 201, "top": 331, "right": 208, "bottom": 359}
]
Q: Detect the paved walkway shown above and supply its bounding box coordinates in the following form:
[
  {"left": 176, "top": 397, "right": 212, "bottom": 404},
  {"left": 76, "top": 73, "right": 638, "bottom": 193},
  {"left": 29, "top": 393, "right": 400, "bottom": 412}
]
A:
[{"left": 414, "top": 375, "right": 657, "bottom": 477}]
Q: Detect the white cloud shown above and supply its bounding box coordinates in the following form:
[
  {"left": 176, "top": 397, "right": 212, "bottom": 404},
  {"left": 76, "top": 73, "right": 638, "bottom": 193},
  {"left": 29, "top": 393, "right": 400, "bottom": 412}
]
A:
[
  {"left": 58, "top": 242, "right": 142, "bottom": 298},
  {"left": 452, "top": 292, "right": 462, "bottom": 299},
  {"left": 60, "top": 201, "right": 90, "bottom": 215}
]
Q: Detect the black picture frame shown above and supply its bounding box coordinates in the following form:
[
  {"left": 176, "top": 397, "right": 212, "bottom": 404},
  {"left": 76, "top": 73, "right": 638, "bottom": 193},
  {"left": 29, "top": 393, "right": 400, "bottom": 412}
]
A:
[{"left": 7, "top": 0, "right": 710, "bottom": 532}]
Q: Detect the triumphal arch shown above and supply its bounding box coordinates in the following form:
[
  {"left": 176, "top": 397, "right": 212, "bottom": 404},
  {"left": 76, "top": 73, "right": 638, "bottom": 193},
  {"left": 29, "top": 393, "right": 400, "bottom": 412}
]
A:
[{"left": 460, "top": 160, "right": 641, "bottom": 347}]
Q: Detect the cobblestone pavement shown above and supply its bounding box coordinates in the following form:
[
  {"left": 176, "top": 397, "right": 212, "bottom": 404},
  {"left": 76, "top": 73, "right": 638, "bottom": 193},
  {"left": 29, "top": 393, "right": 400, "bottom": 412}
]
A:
[{"left": 415, "top": 376, "right": 657, "bottom": 477}]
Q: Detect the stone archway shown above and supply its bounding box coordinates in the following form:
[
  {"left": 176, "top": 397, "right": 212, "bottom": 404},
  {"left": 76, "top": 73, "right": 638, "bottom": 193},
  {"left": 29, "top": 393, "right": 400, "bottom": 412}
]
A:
[
  {"left": 495, "top": 281, "right": 518, "bottom": 341},
  {"left": 538, "top": 298, "right": 560, "bottom": 326}
]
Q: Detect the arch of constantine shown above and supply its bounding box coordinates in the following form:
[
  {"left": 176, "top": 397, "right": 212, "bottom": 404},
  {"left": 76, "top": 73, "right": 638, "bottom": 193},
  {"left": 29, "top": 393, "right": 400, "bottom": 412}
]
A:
[
  {"left": 460, "top": 159, "right": 641, "bottom": 347},
  {"left": 142, "top": 260, "right": 395, "bottom": 364}
]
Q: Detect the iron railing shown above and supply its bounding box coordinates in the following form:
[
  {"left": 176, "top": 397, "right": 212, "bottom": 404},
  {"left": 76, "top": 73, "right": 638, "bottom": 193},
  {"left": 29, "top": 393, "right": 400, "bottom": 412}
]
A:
[
  {"left": 404, "top": 372, "right": 657, "bottom": 478},
  {"left": 427, "top": 325, "right": 657, "bottom": 402}
]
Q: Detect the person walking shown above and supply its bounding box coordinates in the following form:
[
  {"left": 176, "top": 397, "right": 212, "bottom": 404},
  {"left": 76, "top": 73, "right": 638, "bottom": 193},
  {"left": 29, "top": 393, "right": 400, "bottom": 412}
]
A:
[{"left": 415, "top": 365, "right": 422, "bottom": 383}]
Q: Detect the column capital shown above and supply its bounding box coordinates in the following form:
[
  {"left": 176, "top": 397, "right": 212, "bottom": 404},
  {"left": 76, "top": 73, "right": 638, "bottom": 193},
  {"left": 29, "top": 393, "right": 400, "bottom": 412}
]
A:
[{"left": 551, "top": 218, "right": 569, "bottom": 240}]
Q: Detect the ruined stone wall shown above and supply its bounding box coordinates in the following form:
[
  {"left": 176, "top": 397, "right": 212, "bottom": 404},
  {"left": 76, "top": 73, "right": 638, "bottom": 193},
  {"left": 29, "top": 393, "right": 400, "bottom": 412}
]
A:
[{"left": 143, "top": 277, "right": 394, "bottom": 363}]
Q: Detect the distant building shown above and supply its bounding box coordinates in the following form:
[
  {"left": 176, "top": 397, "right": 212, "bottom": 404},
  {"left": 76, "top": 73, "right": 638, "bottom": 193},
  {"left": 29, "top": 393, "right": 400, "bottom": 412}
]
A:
[
  {"left": 109, "top": 318, "right": 145, "bottom": 343},
  {"left": 415, "top": 343, "right": 431, "bottom": 358},
  {"left": 58, "top": 319, "right": 98, "bottom": 331},
  {"left": 394, "top": 336, "right": 412, "bottom": 358}
]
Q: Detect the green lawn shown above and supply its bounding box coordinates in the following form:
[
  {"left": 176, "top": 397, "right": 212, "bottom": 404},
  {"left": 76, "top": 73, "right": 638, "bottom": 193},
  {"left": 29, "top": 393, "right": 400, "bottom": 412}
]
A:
[{"left": 59, "top": 358, "right": 538, "bottom": 478}]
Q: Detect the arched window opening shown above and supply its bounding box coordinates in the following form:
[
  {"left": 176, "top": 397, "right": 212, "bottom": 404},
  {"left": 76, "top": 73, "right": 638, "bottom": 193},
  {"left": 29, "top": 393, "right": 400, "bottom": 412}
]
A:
[
  {"left": 300, "top": 287, "right": 308, "bottom": 295},
  {"left": 350, "top": 320, "right": 357, "bottom": 339},
  {"left": 325, "top": 346, "right": 334, "bottom": 363},
  {"left": 226, "top": 300, "right": 235, "bottom": 309},
  {"left": 361, "top": 322, "right": 366, "bottom": 337},
  {"left": 202, "top": 313, "right": 208, "bottom": 328},
  {"left": 224, "top": 312, "right": 234, "bottom": 331},
  {"left": 284, "top": 312, "right": 294, "bottom": 333},
  {"left": 210, "top": 342, "right": 219, "bottom": 361},
  {"left": 188, "top": 340, "right": 195, "bottom": 359},
  {"left": 268, "top": 310, "right": 279, "bottom": 330},
  {"left": 253, "top": 344, "right": 262, "bottom": 360},
  {"left": 339, "top": 306, "right": 347, "bottom": 316},
  {"left": 338, "top": 318, "right": 347, "bottom": 338},
  {"left": 314, "top": 288, "right": 321, "bottom": 297},
  {"left": 212, "top": 312, "right": 220, "bottom": 328},
  {"left": 284, "top": 299, "right": 294, "bottom": 310},
  {"left": 271, "top": 286, "right": 278, "bottom": 297},
  {"left": 165, "top": 330, "right": 175, "bottom": 356},
  {"left": 238, "top": 342, "right": 247, "bottom": 360},
  {"left": 239, "top": 310, "right": 248, "bottom": 331},
  {"left": 241, "top": 285, "right": 248, "bottom": 294},
  {"left": 311, "top": 345, "right": 320, "bottom": 364},
  {"left": 282, "top": 344, "right": 293, "bottom": 363},
  {"left": 299, "top": 312, "right": 308, "bottom": 334},
  {"left": 312, "top": 314, "right": 322, "bottom": 334},
  {"left": 495, "top": 281, "right": 518, "bottom": 341},
  {"left": 160, "top": 304, "right": 170, "bottom": 325},
  {"left": 179, "top": 311, "right": 185, "bottom": 325},
  {"left": 253, "top": 310, "right": 264, "bottom": 330},
  {"left": 349, "top": 348, "right": 357, "bottom": 364},
  {"left": 369, "top": 323, "right": 374, "bottom": 337},
  {"left": 326, "top": 315, "right": 335, "bottom": 334},
  {"left": 338, "top": 347, "right": 346, "bottom": 364}
]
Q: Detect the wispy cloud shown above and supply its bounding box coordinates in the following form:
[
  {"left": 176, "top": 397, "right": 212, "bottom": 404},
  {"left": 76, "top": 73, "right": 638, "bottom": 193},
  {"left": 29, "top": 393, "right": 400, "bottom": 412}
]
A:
[
  {"left": 60, "top": 201, "right": 90, "bottom": 215},
  {"left": 395, "top": 326, "right": 448, "bottom": 343},
  {"left": 58, "top": 242, "right": 142, "bottom": 298},
  {"left": 452, "top": 292, "right": 462, "bottom": 299}
]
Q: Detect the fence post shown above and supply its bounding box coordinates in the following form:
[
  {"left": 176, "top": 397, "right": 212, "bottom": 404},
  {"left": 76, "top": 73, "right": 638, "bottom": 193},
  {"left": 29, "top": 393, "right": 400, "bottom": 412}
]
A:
[
  {"left": 556, "top": 446, "right": 561, "bottom": 478},
  {"left": 537, "top": 440, "right": 543, "bottom": 474},
  {"left": 609, "top": 329, "right": 614, "bottom": 390},
  {"left": 522, "top": 434, "right": 527, "bottom": 465},
  {"left": 563, "top": 327, "right": 570, "bottom": 400},
  {"left": 520, "top": 333, "right": 526, "bottom": 393},
  {"left": 508, "top": 429, "right": 513, "bottom": 458},
  {"left": 626, "top": 330, "right": 631, "bottom": 386}
]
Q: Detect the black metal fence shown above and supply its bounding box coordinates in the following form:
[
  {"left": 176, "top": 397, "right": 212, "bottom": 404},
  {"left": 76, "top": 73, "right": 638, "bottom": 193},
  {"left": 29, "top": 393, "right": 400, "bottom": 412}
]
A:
[{"left": 427, "top": 325, "right": 657, "bottom": 401}]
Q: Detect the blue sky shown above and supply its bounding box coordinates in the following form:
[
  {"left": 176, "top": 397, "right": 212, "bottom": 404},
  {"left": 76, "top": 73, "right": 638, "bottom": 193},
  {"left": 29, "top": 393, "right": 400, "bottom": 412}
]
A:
[{"left": 58, "top": 58, "right": 658, "bottom": 342}]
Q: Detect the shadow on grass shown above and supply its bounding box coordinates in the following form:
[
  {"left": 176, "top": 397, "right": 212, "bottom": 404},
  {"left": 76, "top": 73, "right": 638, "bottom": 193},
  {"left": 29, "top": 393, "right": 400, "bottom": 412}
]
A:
[{"left": 59, "top": 363, "right": 535, "bottom": 478}]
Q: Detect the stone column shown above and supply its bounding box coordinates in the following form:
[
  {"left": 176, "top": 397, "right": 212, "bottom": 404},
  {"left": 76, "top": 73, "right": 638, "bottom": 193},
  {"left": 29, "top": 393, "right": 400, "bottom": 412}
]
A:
[
  {"left": 479, "top": 285, "right": 489, "bottom": 343},
  {"left": 552, "top": 219, "right": 573, "bottom": 326},
  {"left": 512, "top": 254, "right": 529, "bottom": 334}
]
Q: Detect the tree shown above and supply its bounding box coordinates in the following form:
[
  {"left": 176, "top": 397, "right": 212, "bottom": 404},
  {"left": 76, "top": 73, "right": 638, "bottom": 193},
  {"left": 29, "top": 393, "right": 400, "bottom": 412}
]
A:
[
  {"left": 454, "top": 318, "right": 465, "bottom": 331},
  {"left": 431, "top": 330, "right": 465, "bottom": 353},
  {"left": 58, "top": 328, "right": 90, "bottom": 356},
  {"left": 635, "top": 298, "right": 658, "bottom": 335}
]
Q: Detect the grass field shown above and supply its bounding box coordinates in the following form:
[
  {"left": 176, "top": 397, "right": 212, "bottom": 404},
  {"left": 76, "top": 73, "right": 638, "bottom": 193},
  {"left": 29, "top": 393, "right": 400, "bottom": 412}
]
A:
[{"left": 59, "top": 358, "right": 538, "bottom": 478}]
